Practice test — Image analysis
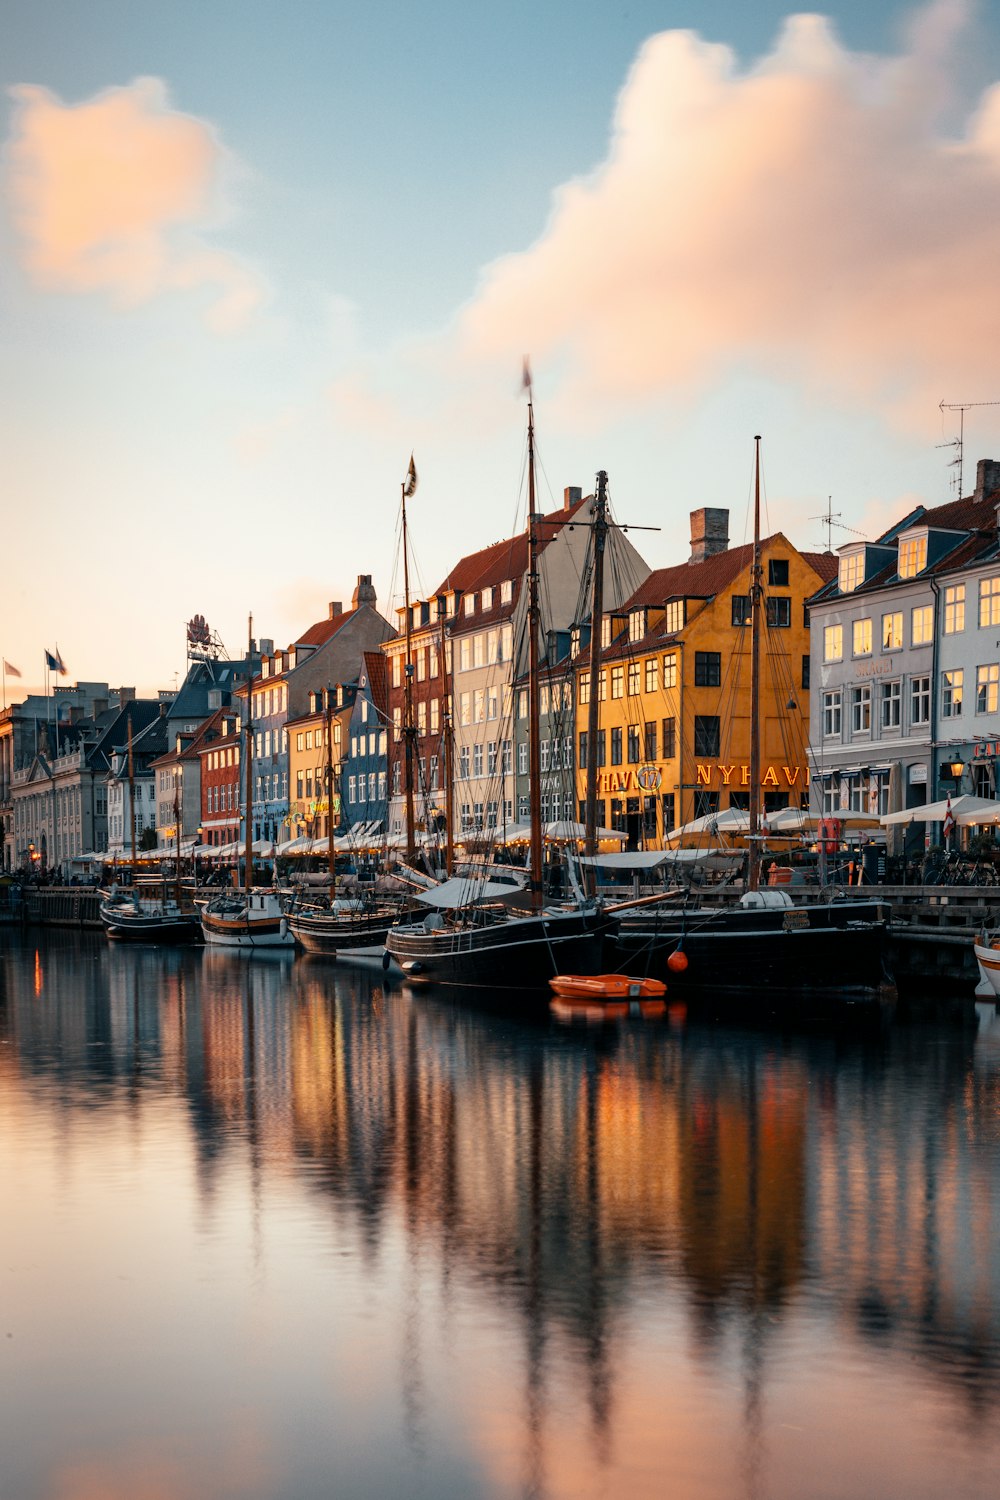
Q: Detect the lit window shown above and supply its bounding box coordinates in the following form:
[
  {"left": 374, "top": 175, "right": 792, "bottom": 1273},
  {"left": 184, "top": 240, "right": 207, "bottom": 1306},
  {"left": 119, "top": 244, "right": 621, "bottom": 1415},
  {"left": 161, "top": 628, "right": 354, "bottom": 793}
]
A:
[
  {"left": 663, "top": 653, "right": 678, "bottom": 689},
  {"left": 645, "top": 659, "right": 658, "bottom": 694},
  {"left": 898, "top": 535, "right": 927, "bottom": 578},
  {"left": 852, "top": 619, "right": 872, "bottom": 657},
  {"left": 980, "top": 578, "right": 1000, "bottom": 628},
  {"left": 911, "top": 606, "right": 933, "bottom": 646},
  {"left": 942, "top": 670, "right": 963, "bottom": 719},
  {"left": 824, "top": 625, "right": 843, "bottom": 662},
  {"left": 882, "top": 612, "right": 902, "bottom": 651},
  {"left": 839, "top": 552, "right": 865, "bottom": 592},
  {"left": 611, "top": 666, "right": 624, "bottom": 699},
  {"left": 664, "top": 600, "right": 686, "bottom": 634},
  {"left": 976, "top": 664, "right": 999, "bottom": 714}
]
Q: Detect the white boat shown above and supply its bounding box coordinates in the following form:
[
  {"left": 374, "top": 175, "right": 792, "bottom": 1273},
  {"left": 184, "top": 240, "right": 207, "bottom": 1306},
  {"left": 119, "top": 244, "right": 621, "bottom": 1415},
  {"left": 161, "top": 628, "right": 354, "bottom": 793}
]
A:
[
  {"left": 201, "top": 889, "right": 294, "bottom": 948},
  {"left": 973, "top": 932, "right": 1000, "bottom": 998}
]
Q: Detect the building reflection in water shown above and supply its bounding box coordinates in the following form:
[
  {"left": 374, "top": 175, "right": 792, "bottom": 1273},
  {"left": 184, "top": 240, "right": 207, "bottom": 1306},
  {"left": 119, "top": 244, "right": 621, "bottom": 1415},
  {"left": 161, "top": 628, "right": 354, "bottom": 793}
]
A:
[{"left": 1, "top": 932, "right": 999, "bottom": 1499}]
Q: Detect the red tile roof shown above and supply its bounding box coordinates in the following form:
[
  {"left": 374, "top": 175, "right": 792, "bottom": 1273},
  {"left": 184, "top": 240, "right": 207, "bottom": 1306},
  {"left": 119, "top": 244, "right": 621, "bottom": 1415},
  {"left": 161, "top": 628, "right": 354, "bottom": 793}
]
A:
[
  {"left": 434, "top": 493, "right": 590, "bottom": 596},
  {"left": 296, "top": 606, "right": 356, "bottom": 650},
  {"left": 363, "top": 651, "right": 388, "bottom": 719}
]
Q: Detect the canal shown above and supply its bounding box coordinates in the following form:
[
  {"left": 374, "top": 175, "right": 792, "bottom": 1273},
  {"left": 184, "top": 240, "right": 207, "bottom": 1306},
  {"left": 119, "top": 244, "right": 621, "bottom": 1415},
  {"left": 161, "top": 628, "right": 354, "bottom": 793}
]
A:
[{"left": 1, "top": 930, "right": 999, "bottom": 1499}]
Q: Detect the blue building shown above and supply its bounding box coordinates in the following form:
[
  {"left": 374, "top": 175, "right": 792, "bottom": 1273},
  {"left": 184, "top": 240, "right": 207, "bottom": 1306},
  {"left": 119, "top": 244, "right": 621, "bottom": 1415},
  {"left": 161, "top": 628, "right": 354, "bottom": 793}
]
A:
[{"left": 341, "top": 652, "right": 389, "bottom": 834}]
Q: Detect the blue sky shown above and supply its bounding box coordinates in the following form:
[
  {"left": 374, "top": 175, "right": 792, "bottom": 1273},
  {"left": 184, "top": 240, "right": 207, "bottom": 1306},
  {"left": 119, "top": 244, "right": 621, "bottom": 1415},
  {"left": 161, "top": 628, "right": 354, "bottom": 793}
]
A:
[{"left": 3, "top": 1, "right": 1000, "bottom": 696}]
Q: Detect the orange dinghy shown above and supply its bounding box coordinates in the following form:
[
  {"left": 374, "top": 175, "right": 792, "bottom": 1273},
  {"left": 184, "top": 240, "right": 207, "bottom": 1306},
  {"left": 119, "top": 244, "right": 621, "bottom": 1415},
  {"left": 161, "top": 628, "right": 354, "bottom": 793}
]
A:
[{"left": 549, "top": 974, "right": 666, "bottom": 1001}]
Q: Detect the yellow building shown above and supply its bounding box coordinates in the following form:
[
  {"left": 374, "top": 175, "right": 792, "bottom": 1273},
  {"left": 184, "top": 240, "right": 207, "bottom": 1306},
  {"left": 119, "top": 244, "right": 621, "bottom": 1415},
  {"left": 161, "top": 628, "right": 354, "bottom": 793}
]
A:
[
  {"left": 574, "top": 509, "right": 836, "bottom": 844},
  {"left": 286, "top": 688, "right": 353, "bottom": 842}
]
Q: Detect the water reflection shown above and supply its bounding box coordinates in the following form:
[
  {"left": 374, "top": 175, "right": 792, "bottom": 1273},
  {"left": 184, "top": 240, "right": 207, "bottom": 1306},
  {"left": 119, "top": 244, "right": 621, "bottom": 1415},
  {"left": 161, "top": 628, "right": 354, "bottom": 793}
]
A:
[{"left": 1, "top": 931, "right": 999, "bottom": 1499}]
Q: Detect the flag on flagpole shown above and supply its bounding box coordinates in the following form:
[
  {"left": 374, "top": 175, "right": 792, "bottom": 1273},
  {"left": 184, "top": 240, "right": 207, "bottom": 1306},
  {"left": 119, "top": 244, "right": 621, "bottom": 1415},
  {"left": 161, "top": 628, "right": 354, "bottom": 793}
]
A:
[
  {"left": 45, "top": 648, "right": 67, "bottom": 676},
  {"left": 403, "top": 454, "right": 418, "bottom": 498},
  {"left": 942, "top": 795, "right": 955, "bottom": 839},
  {"left": 521, "top": 356, "right": 532, "bottom": 395},
  {"left": 2, "top": 660, "right": 21, "bottom": 677}
]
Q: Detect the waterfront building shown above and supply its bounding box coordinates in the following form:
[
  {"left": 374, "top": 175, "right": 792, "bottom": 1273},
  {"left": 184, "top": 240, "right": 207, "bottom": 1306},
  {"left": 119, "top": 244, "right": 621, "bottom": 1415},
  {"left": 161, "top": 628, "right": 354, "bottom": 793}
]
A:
[
  {"left": 286, "top": 685, "right": 355, "bottom": 844},
  {"left": 384, "top": 487, "right": 650, "bottom": 842},
  {"left": 236, "top": 577, "right": 393, "bottom": 847},
  {"left": 1, "top": 682, "right": 126, "bottom": 871},
  {"left": 106, "top": 710, "right": 168, "bottom": 860},
  {"left": 196, "top": 708, "right": 241, "bottom": 850},
  {"left": 341, "top": 652, "right": 389, "bottom": 834},
  {"left": 573, "top": 509, "right": 833, "bottom": 844},
  {"left": 807, "top": 458, "right": 1000, "bottom": 823},
  {"left": 511, "top": 637, "right": 575, "bottom": 828}
]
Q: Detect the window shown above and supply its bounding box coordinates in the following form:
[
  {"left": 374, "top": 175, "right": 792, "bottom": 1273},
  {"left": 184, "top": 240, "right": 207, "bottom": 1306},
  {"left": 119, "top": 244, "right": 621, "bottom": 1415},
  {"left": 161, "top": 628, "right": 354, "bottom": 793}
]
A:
[
  {"left": 430, "top": 699, "right": 439, "bottom": 735},
  {"left": 852, "top": 619, "right": 872, "bottom": 657},
  {"left": 663, "top": 653, "right": 677, "bottom": 689},
  {"left": 610, "top": 727, "right": 623, "bottom": 765},
  {"left": 629, "top": 609, "right": 647, "bottom": 643},
  {"left": 661, "top": 793, "right": 676, "bottom": 836},
  {"left": 460, "top": 638, "right": 471, "bottom": 672},
  {"left": 942, "top": 669, "right": 963, "bottom": 718},
  {"left": 910, "top": 675, "right": 930, "bottom": 726},
  {"left": 429, "top": 643, "right": 439, "bottom": 677},
  {"left": 518, "top": 741, "right": 528, "bottom": 774},
  {"left": 628, "top": 660, "right": 641, "bottom": 696},
  {"left": 611, "top": 666, "right": 624, "bottom": 699},
  {"left": 662, "top": 717, "right": 677, "bottom": 758},
  {"left": 473, "top": 744, "right": 483, "bottom": 778},
  {"left": 694, "top": 652, "right": 721, "bottom": 687},
  {"left": 850, "top": 685, "right": 871, "bottom": 734},
  {"left": 598, "top": 670, "right": 606, "bottom": 701},
  {"left": 944, "top": 584, "right": 965, "bottom": 634},
  {"left": 694, "top": 715, "right": 720, "bottom": 756},
  {"left": 627, "top": 726, "right": 640, "bottom": 763},
  {"left": 882, "top": 612, "right": 902, "bottom": 651},
  {"left": 766, "top": 597, "right": 791, "bottom": 627},
  {"left": 392, "top": 655, "right": 401, "bottom": 689},
  {"left": 578, "top": 731, "right": 588, "bottom": 770},
  {"left": 579, "top": 672, "right": 590, "bottom": 706},
  {"left": 768, "top": 558, "right": 789, "bottom": 587},
  {"left": 500, "top": 579, "right": 513, "bottom": 605},
  {"left": 459, "top": 746, "right": 471, "bottom": 779},
  {"left": 898, "top": 534, "right": 927, "bottom": 578},
  {"left": 977, "top": 663, "right": 999, "bottom": 714},
  {"left": 880, "top": 680, "right": 901, "bottom": 730},
  {"left": 839, "top": 552, "right": 864, "bottom": 592},
  {"left": 801, "top": 655, "right": 810, "bottom": 690},
  {"left": 732, "top": 595, "right": 751, "bottom": 627},
  {"left": 502, "top": 740, "right": 512, "bottom": 773},
  {"left": 595, "top": 730, "right": 606, "bottom": 767},
  {"left": 824, "top": 625, "right": 843, "bottom": 662},
  {"left": 473, "top": 634, "right": 484, "bottom": 669},
  {"left": 644, "top": 721, "right": 657, "bottom": 760},
  {"left": 473, "top": 689, "right": 485, "bottom": 723},
  {"left": 416, "top": 647, "right": 427, "bottom": 682},
  {"left": 664, "top": 600, "right": 686, "bottom": 634},
  {"left": 981, "top": 578, "right": 1000, "bottom": 628},
  {"left": 823, "top": 691, "right": 841, "bottom": 737},
  {"left": 694, "top": 790, "right": 720, "bottom": 819},
  {"left": 463, "top": 594, "right": 475, "bottom": 616},
  {"left": 645, "top": 658, "right": 658, "bottom": 694},
  {"left": 911, "top": 606, "right": 933, "bottom": 646}
]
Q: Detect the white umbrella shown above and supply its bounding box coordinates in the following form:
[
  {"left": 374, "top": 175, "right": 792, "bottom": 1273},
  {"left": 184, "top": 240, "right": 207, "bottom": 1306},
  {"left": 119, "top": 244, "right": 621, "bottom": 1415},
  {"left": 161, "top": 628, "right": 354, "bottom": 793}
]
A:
[
  {"left": 881, "top": 794, "right": 998, "bottom": 826},
  {"left": 545, "top": 819, "right": 623, "bottom": 841},
  {"left": 667, "top": 807, "right": 751, "bottom": 843}
]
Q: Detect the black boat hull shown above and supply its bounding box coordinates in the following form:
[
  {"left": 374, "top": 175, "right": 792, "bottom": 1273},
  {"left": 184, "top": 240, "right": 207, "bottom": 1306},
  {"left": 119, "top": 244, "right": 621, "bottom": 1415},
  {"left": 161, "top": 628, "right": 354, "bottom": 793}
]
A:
[
  {"left": 384, "top": 906, "right": 606, "bottom": 989},
  {"left": 613, "top": 899, "right": 893, "bottom": 1012}
]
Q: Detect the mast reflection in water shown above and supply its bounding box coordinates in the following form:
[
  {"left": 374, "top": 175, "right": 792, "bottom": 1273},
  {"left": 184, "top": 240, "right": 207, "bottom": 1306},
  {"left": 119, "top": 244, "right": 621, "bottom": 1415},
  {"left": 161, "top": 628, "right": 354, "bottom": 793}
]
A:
[{"left": 1, "top": 931, "right": 999, "bottom": 1500}]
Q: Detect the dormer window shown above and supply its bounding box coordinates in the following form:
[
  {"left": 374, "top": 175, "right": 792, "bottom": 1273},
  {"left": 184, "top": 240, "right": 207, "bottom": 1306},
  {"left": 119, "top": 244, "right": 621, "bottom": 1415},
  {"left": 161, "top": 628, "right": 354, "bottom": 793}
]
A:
[
  {"left": 629, "top": 608, "right": 648, "bottom": 643},
  {"left": 839, "top": 551, "right": 865, "bottom": 593},
  {"left": 481, "top": 588, "right": 493, "bottom": 611},
  {"left": 664, "top": 600, "right": 686, "bottom": 634},
  {"left": 500, "top": 579, "right": 513, "bottom": 605},
  {"left": 261, "top": 658, "right": 271, "bottom": 679},
  {"left": 464, "top": 594, "right": 475, "bottom": 617},
  {"left": 601, "top": 617, "right": 613, "bottom": 648},
  {"left": 898, "top": 533, "right": 928, "bottom": 579}
]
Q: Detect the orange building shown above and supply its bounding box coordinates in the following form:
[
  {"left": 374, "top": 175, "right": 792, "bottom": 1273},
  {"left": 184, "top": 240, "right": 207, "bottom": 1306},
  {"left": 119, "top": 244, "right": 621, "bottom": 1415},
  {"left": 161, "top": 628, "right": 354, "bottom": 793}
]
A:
[{"left": 573, "top": 508, "right": 837, "bottom": 844}]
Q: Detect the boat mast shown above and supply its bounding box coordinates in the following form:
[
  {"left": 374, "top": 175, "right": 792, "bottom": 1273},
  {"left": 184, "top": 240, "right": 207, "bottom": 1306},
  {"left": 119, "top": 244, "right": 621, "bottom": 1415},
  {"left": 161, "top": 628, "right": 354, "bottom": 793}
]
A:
[
  {"left": 325, "top": 685, "right": 336, "bottom": 885},
  {"left": 441, "top": 610, "right": 455, "bottom": 877},
  {"left": 748, "top": 437, "right": 763, "bottom": 893},
  {"left": 126, "top": 715, "right": 137, "bottom": 872},
  {"left": 583, "top": 470, "right": 609, "bottom": 861},
  {"left": 245, "top": 613, "right": 254, "bottom": 894},
  {"left": 401, "top": 460, "right": 417, "bottom": 865},
  {"left": 173, "top": 767, "right": 182, "bottom": 906},
  {"left": 526, "top": 380, "right": 544, "bottom": 910}
]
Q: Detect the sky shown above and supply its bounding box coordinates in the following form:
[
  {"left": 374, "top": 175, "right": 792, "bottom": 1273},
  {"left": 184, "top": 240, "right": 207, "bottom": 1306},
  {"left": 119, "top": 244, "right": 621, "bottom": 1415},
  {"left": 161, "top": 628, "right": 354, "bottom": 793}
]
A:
[{"left": 4, "top": 0, "right": 1000, "bottom": 699}]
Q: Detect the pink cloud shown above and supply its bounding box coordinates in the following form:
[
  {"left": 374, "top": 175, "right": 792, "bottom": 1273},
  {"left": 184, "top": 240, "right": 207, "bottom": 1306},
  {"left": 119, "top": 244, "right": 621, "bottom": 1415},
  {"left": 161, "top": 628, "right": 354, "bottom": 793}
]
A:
[
  {"left": 6, "top": 76, "right": 263, "bottom": 330},
  {"left": 454, "top": 3, "right": 1000, "bottom": 425}
]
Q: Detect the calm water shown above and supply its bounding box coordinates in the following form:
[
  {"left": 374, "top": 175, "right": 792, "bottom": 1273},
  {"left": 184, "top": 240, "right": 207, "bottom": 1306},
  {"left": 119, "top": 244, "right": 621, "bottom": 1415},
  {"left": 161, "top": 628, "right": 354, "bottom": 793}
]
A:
[{"left": 1, "top": 934, "right": 999, "bottom": 1500}]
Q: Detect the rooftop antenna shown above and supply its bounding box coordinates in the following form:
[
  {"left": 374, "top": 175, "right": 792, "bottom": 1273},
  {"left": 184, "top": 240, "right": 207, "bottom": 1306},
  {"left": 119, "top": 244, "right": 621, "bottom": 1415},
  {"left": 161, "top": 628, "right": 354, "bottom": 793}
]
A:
[
  {"left": 938, "top": 400, "right": 1000, "bottom": 497},
  {"left": 809, "top": 496, "right": 841, "bottom": 552}
]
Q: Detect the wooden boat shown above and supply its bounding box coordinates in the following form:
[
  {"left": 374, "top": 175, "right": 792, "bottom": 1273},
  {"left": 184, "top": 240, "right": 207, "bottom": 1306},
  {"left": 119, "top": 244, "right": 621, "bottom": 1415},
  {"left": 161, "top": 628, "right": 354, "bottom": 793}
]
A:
[
  {"left": 288, "top": 894, "right": 406, "bottom": 956},
  {"left": 549, "top": 974, "right": 666, "bottom": 1001},
  {"left": 100, "top": 891, "right": 201, "bottom": 943},
  {"left": 200, "top": 616, "right": 294, "bottom": 950}
]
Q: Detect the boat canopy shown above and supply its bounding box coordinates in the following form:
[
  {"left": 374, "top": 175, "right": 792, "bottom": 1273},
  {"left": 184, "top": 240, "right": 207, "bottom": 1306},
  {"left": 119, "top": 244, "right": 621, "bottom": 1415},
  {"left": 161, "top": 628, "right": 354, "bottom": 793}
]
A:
[
  {"left": 881, "top": 794, "right": 998, "bottom": 826},
  {"left": 413, "top": 876, "right": 526, "bottom": 909},
  {"left": 577, "top": 849, "right": 742, "bottom": 869}
]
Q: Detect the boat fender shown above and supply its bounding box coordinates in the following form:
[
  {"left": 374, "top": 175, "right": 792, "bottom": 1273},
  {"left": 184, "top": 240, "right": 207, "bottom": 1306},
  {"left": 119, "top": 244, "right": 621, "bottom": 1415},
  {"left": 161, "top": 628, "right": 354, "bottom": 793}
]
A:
[
  {"left": 667, "top": 948, "right": 688, "bottom": 974},
  {"left": 280, "top": 918, "right": 288, "bottom": 939},
  {"left": 382, "top": 949, "right": 391, "bottom": 971}
]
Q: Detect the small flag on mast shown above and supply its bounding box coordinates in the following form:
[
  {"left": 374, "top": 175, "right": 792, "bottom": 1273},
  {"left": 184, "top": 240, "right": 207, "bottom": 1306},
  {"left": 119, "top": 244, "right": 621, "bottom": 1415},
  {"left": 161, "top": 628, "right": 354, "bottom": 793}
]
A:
[
  {"left": 3, "top": 660, "right": 21, "bottom": 677},
  {"left": 45, "top": 648, "right": 67, "bottom": 676},
  {"left": 943, "top": 795, "right": 955, "bottom": 839},
  {"left": 521, "top": 357, "right": 532, "bottom": 395},
  {"left": 403, "top": 454, "right": 418, "bottom": 498}
]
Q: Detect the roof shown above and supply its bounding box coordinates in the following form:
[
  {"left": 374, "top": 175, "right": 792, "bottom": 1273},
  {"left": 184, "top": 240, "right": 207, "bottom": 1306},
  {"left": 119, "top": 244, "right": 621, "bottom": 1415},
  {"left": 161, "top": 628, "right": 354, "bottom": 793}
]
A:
[
  {"left": 363, "top": 650, "right": 388, "bottom": 719},
  {"left": 295, "top": 607, "right": 357, "bottom": 651},
  {"left": 435, "top": 492, "right": 590, "bottom": 598}
]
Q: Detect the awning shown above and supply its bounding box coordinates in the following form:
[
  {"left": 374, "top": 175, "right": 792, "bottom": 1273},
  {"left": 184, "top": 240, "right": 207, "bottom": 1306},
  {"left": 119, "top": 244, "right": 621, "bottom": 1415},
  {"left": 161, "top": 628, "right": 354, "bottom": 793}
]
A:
[{"left": 881, "top": 794, "right": 999, "bottom": 825}]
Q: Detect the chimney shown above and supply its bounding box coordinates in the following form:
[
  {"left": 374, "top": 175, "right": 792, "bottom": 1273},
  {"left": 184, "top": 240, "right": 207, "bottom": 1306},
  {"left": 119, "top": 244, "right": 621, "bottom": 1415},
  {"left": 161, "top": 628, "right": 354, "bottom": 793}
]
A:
[
  {"left": 328, "top": 601, "right": 343, "bottom": 619},
  {"left": 690, "top": 508, "right": 729, "bottom": 564},
  {"left": 564, "top": 485, "right": 582, "bottom": 510},
  {"left": 118, "top": 686, "right": 136, "bottom": 704},
  {"left": 352, "top": 574, "right": 376, "bottom": 609},
  {"left": 973, "top": 458, "right": 1000, "bottom": 502}
]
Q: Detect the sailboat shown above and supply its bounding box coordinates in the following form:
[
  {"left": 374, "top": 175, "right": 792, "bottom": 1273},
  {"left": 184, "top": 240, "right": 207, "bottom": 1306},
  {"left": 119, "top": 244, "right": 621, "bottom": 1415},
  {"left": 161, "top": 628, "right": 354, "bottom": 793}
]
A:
[
  {"left": 288, "top": 686, "right": 405, "bottom": 956},
  {"left": 201, "top": 618, "right": 295, "bottom": 950},
  {"left": 383, "top": 386, "right": 607, "bottom": 988},
  {"left": 611, "top": 438, "right": 894, "bottom": 1017}
]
